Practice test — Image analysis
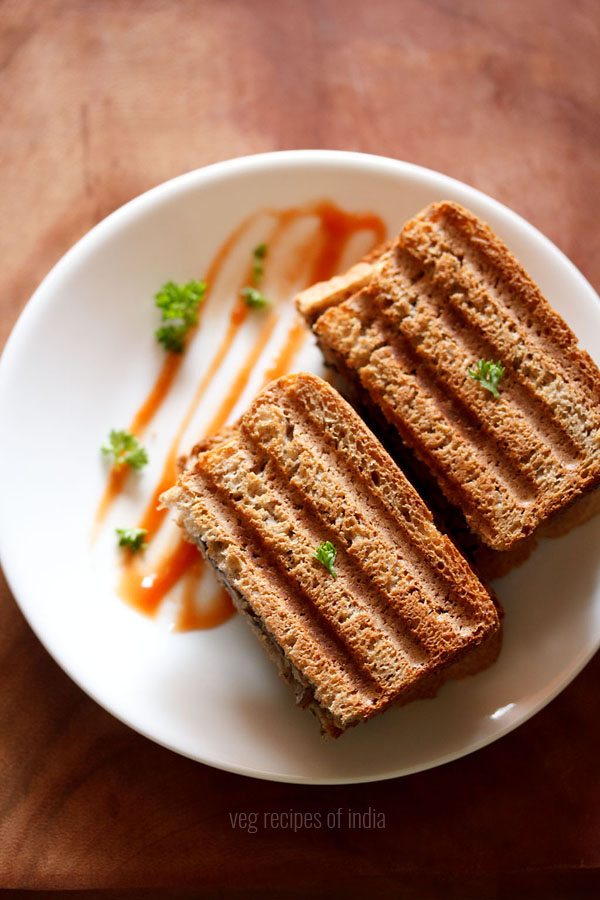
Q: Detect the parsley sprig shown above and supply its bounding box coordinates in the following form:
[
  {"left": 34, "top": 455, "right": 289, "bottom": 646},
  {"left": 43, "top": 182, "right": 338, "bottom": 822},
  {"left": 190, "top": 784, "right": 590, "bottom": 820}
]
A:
[
  {"left": 467, "top": 359, "right": 505, "bottom": 398},
  {"left": 101, "top": 429, "right": 148, "bottom": 470},
  {"left": 240, "top": 244, "right": 270, "bottom": 310},
  {"left": 240, "top": 285, "right": 269, "bottom": 309},
  {"left": 252, "top": 242, "right": 267, "bottom": 281},
  {"left": 155, "top": 279, "right": 206, "bottom": 352},
  {"left": 116, "top": 527, "right": 147, "bottom": 552},
  {"left": 314, "top": 541, "right": 337, "bottom": 579}
]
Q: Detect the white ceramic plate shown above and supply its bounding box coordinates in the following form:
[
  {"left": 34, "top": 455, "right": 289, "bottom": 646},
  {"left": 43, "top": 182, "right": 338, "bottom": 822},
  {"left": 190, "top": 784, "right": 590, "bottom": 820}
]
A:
[{"left": 1, "top": 151, "right": 599, "bottom": 784}]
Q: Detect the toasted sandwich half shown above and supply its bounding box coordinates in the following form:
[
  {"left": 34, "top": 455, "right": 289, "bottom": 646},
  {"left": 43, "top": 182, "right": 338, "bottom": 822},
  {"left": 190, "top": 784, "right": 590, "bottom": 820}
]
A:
[
  {"left": 296, "top": 202, "right": 600, "bottom": 574},
  {"left": 162, "top": 373, "right": 501, "bottom": 736}
]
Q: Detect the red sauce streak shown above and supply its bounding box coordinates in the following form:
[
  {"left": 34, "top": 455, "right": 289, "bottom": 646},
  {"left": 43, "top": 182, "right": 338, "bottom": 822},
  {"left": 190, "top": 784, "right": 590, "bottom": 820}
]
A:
[
  {"left": 135, "top": 301, "right": 249, "bottom": 540},
  {"left": 119, "top": 543, "right": 235, "bottom": 628},
  {"left": 205, "top": 310, "right": 279, "bottom": 437},
  {"left": 119, "top": 539, "right": 199, "bottom": 615},
  {"left": 101, "top": 201, "right": 386, "bottom": 629},
  {"left": 129, "top": 352, "right": 182, "bottom": 435},
  {"left": 94, "top": 216, "right": 253, "bottom": 532},
  {"left": 263, "top": 317, "right": 308, "bottom": 384},
  {"left": 95, "top": 465, "right": 129, "bottom": 530},
  {"left": 307, "top": 203, "right": 386, "bottom": 283},
  {"left": 176, "top": 569, "right": 234, "bottom": 632}
]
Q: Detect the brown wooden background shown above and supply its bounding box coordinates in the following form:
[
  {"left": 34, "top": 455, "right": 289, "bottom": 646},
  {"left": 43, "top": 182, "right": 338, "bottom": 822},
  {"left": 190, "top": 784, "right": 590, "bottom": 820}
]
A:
[{"left": 1, "top": 1, "right": 599, "bottom": 897}]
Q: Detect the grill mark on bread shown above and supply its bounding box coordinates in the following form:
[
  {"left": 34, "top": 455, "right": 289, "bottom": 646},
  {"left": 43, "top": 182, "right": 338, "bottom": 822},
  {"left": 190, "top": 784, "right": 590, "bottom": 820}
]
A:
[
  {"left": 373, "top": 257, "right": 582, "bottom": 476},
  {"left": 436, "top": 289, "right": 586, "bottom": 463},
  {"left": 380, "top": 324, "right": 539, "bottom": 499},
  {"left": 362, "top": 345, "right": 533, "bottom": 547},
  {"left": 313, "top": 332, "right": 488, "bottom": 536},
  {"left": 400, "top": 218, "right": 599, "bottom": 451},
  {"left": 280, "top": 375, "right": 498, "bottom": 627},
  {"left": 171, "top": 477, "right": 383, "bottom": 716},
  {"left": 240, "top": 407, "right": 466, "bottom": 656},
  {"left": 414, "top": 205, "right": 600, "bottom": 399},
  {"left": 315, "top": 299, "right": 534, "bottom": 544},
  {"left": 247, "top": 389, "right": 488, "bottom": 632},
  {"left": 183, "top": 525, "right": 349, "bottom": 735},
  {"left": 196, "top": 442, "right": 428, "bottom": 691},
  {"left": 240, "top": 427, "right": 441, "bottom": 663}
]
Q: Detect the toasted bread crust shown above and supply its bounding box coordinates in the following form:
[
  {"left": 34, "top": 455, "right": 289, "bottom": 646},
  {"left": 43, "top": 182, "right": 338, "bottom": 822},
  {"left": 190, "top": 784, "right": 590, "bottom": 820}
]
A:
[
  {"left": 295, "top": 244, "right": 392, "bottom": 326},
  {"left": 162, "top": 373, "right": 500, "bottom": 735},
  {"left": 298, "top": 202, "right": 600, "bottom": 551}
]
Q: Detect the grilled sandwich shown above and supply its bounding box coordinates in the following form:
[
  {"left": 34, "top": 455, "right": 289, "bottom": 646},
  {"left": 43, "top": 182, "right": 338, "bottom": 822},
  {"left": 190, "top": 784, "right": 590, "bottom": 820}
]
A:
[
  {"left": 297, "top": 202, "right": 600, "bottom": 575},
  {"left": 162, "top": 373, "right": 501, "bottom": 736}
]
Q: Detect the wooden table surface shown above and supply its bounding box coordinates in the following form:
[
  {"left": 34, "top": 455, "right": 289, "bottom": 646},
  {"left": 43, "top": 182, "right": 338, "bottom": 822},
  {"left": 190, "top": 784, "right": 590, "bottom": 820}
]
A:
[{"left": 1, "top": 1, "right": 599, "bottom": 897}]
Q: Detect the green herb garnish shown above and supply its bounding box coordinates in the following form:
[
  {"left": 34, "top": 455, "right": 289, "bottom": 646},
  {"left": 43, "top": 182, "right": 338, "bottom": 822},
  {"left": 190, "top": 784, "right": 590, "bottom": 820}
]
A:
[
  {"left": 101, "top": 429, "right": 148, "bottom": 470},
  {"left": 314, "top": 541, "right": 337, "bottom": 579},
  {"left": 240, "top": 243, "right": 270, "bottom": 309},
  {"left": 240, "top": 286, "right": 269, "bottom": 309},
  {"left": 467, "top": 359, "right": 505, "bottom": 398},
  {"left": 154, "top": 279, "right": 206, "bottom": 352},
  {"left": 116, "top": 527, "right": 148, "bottom": 552},
  {"left": 252, "top": 242, "right": 268, "bottom": 281}
]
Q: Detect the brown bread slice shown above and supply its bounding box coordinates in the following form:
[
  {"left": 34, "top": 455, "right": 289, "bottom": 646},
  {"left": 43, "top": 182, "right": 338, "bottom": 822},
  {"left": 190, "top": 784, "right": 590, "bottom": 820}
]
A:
[
  {"left": 296, "top": 244, "right": 392, "bottom": 326},
  {"left": 297, "top": 202, "right": 600, "bottom": 554},
  {"left": 162, "top": 373, "right": 501, "bottom": 736}
]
